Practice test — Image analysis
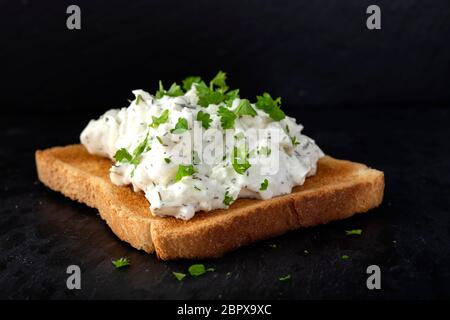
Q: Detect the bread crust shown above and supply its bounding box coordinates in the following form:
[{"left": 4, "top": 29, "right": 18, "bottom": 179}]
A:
[{"left": 35, "top": 144, "right": 384, "bottom": 260}]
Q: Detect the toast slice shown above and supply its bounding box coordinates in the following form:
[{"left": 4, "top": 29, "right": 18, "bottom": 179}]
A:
[{"left": 35, "top": 144, "right": 384, "bottom": 260}]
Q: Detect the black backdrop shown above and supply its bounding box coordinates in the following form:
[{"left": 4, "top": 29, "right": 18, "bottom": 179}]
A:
[{"left": 3, "top": 0, "right": 450, "bottom": 114}]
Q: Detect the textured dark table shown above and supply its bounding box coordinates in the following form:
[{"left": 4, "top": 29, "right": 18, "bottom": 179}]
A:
[{"left": 1, "top": 106, "right": 449, "bottom": 299}]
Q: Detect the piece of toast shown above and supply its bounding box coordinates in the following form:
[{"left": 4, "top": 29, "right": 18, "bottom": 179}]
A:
[{"left": 35, "top": 144, "right": 384, "bottom": 260}]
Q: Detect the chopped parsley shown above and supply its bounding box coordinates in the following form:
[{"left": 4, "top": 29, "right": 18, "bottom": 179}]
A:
[
  {"left": 223, "top": 191, "right": 234, "bottom": 206},
  {"left": 234, "top": 99, "right": 257, "bottom": 117},
  {"left": 113, "top": 132, "right": 149, "bottom": 166},
  {"left": 175, "top": 165, "right": 197, "bottom": 182},
  {"left": 195, "top": 71, "right": 239, "bottom": 107},
  {"left": 345, "top": 229, "right": 362, "bottom": 236},
  {"left": 194, "top": 186, "right": 201, "bottom": 191},
  {"left": 232, "top": 145, "right": 251, "bottom": 174},
  {"left": 196, "top": 111, "right": 212, "bottom": 129},
  {"left": 114, "top": 148, "right": 132, "bottom": 163},
  {"left": 171, "top": 117, "right": 189, "bottom": 134},
  {"left": 172, "top": 272, "right": 186, "bottom": 281},
  {"left": 182, "top": 76, "right": 203, "bottom": 91},
  {"left": 341, "top": 255, "right": 350, "bottom": 260},
  {"left": 164, "top": 157, "right": 171, "bottom": 164},
  {"left": 150, "top": 109, "right": 169, "bottom": 128},
  {"left": 155, "top": 81, "right": 184, "bottom": 98},
  {"left": 258, "top": 146, "right": 271, "bottom": 156},
  {"left": 196, "top": 83, "right": 225, "bottom": 107},
  {"left": 218, "top": 106, "right": 237, "bottom": 129},
  {"left": 188, "top": 264, "right": 214, "bottom": 277},
  {"left": 259, "top": 179, "right": 269, "bottom": 191},
  {"left": 279, "top": 274, "right": 291, "bottom": 281},
  {"left": 156, "top": 136, "right": 165, "bottom": 145},
  {"left": 255, "top": 92, "right": 285, "bottom": 121},
  {"left": 112, "top": 257, "right": 130, "bottom": 268},
  {"left": 291, "top": 136, "right": 300, "bottom": 146},
  {"left": 209, "top": 70, "right": 228, "bottom": 91}
]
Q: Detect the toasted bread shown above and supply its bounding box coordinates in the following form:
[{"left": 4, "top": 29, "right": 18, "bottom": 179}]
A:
[{"left": 35, "top": 144, "right": 384, "bottom": 260}]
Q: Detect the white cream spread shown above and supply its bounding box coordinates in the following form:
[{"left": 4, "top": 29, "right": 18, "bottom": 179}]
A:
[{"left": 80, "top": 82, "right": 324, "bottom": 220}]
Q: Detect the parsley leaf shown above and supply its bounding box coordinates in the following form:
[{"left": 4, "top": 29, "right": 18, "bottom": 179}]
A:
[
  {"left": 175, "top": 165, "right": 197, "bottom": 182},
  {"left": 255, "top": 92, "right": 285, "bottom": 121},
  {"left": 156, "top": 136, "right": 168, "bottom": 147},
  {"left": 234, "top": 99, "right": 257, "bottom": 117},
  {"left": 232, "top": 145, "right": 251, "bottom": 174},
  {"left": 113, "top": 133, "right": 149, "bottom": 167},
  {"left": 150, "top": 109, "right": 170, "bottom": 128},
  {"left": 164, "top": 157, "right": 171, "bottom": 164},
  {"left": 112, "top": 257, "right": 130, "bottom": 268},
  {"left": 259, "top": 178, "right": 269, "bottom": 191},
  {"left": 171, "top": 117, "right": 189, "bottom": 134},
  {"left": 341, "top": 255, "right": 350, "bottom": 260},
  {"left": 259, "top": 146, "right": 271, "bottom": 156},
  {"left": 155, "top": 81, "right": 184, "bottom": 98},
  {"left": 345, "top": 229, "right": 362, "bottom": 236},
  {"left": 279, "top": 274, "right": 291, "bottom": 281},
  {"left": 218, "top": 106, "right": 237, "bottom": 129},
  {"left": 188, "top": 264, "right": 206, "bottom": 277},
  {"left": 209, "top": 70, "right": 228, "bottom": 91},
  {"left": 196, "top": 111, "right": 212, "bottom": 129},
  {"left": 223, "top": 191, "right": 234, "bottom": 206},
  {"left": 173, "top": 272, "right": 186, "bottom": 281},
  {"left": 131, "top": 134, "right": 149, "bottom": 165},
  {"left": 182, "top": 76, "right": 203, "bottom": 91},
  {"left": 114, "top": 148, "right": 132, "bottom": 163},
  {"left": 224, "top": 89, "right": 240, "bottom": 106},
  {"left": 196, "top": 82, "right": 225, "bottom": 107},
  {"left": 291, "top": 136, "right": 300, "bottom": 146}
]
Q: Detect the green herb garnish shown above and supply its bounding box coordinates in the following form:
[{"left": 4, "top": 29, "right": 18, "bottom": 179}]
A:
[
  {"left": 223, "top": 191, "right": 234, "bottom": 206},
  {"left": 150, "top": 109, "right": 170, "bottom": 129},
  {"left": 291, "top": 136, "right": 300, "bottom": 146},
  {"left": 188, "top": 264, "right": 214, "bottom": 277},
  {"left": 196, "top": 111, "right": 212, "bottom": 129},
  {"left": 155, "top": 81, "right": 184, "bottom": 98},
  {"left": 113, "top": 133, "right": 149, "bottom": 166},
  {"left": 171, "top": 117, "right": 189, "bottom": 134},
  {"left": 345, "top": 229, "right": 362, "bottom": 236},
  {"left": 255, "top": 92, "right": 285, "bottom": 121},
  {"left": 112, "top": 257, "right": 130, "bottom": 268},
  {"left": 259, "top": 179, "right": 269, "bottom": 191},
  {"left": 173, "top": 272, "right": 186, "bottom": 281},
  {"left": 341, "top": 255, "right": 350, "bottom": 260},
  {"left": 279, "top": 274, "right": 291, "bottom": 281},
  {"left": 218, "top": 106, "right": 237, "bottom": 129},
  {"left": 114, "top": 148, "right": 132, "bottom": 163},
  {"left": 182, "top": 76, "right": 203, "bottom": 91},
  {"left": 175, "top": 165, "right": 197, "bottom": 182},
  {"left": 164, "top": 157, "right": 171, "bottom": 164},
  {"left": 234, "top": 99, "right": 257, "bottom": 117},
  {"left": 258, "top": 146, "right": 271, "bottom": 156}
]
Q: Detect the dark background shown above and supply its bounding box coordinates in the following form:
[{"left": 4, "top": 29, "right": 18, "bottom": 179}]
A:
[
  {"left": 1, "top": 0, "right": 450, "bottom": 300},
  {"left": 2, "top": 0, "right": 450, "bottom": 114}
]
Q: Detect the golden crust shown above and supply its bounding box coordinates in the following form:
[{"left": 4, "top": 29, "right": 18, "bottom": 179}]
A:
[{"left": 35, "top": 144, "right": 384, "bottom": 260}]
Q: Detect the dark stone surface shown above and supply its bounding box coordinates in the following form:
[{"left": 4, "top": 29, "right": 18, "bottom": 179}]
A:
[{"left": 1, "top": 107, "right": 449, "bottom": 299}]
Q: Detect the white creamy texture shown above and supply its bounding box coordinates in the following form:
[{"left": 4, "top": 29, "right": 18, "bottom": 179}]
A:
[{"left": 80, "top": 86, "right": 324, "bottom": 220}]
